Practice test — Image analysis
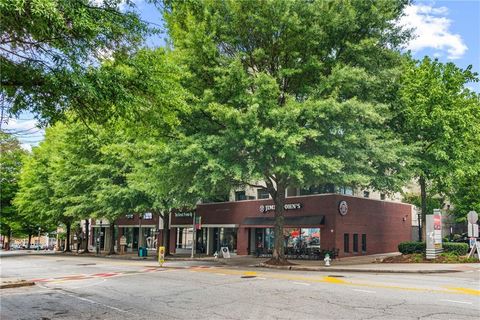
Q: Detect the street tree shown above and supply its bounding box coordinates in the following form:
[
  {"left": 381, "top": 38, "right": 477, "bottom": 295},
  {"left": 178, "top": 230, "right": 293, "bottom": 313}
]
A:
[
  {"left": 0, "top": 132, "right": 27, "bottom": 248},
  {"left": 1, "top": 0, "right": 151, "bottom": 123},
  {"left": 161, "top": 0, "right": 413, "bottom": 263},
  {"left": 393, "top": 57, "right": 480, "bottom": 238}
]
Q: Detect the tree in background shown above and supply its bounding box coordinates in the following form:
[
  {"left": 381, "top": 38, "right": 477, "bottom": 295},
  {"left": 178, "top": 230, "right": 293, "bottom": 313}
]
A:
[
  {"left": 0, "top": 132, "right": 27, "bottom": 248},
  {"left": 1, "top": 0, "right": 152, "bottom": 123},
  {"left": 162, "top": 0, "right": 414, "bottom": 263},
  {"left": 393, "top": 57, "right": 480, "bottom": 238}
]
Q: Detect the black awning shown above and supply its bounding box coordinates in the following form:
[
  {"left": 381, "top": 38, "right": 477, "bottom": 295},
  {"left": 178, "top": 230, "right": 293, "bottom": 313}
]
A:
[{"left": 242, "top": 215, "right": 324, "bottom": 227}]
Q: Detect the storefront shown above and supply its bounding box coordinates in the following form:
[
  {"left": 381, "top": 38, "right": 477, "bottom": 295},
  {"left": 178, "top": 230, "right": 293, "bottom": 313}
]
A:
[
  {"left": 116, "top": 213, "right": 160, "bottom": 253},
  {"left": 169, "top": 194, "right": 412, "bottom": 258}
]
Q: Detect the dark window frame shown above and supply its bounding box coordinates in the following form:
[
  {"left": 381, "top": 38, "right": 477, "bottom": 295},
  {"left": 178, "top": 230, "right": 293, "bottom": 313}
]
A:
[
  {"left": 344, "top": 233, "right": 349, "bottom": 253},
  {"left": 362, "top": 234, "right": 367, "bottom": 252},
  {"left": 353, "top": 233, "right": 358, "bottom": 253}
]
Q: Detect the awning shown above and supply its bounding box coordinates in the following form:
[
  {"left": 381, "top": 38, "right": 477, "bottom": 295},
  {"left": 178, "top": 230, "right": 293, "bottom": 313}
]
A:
[{"left": 242, "top": 215, "right": 325, "bottom": 227}]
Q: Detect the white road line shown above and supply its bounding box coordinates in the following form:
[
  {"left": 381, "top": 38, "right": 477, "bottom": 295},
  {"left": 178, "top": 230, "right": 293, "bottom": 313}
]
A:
[
  {"left": 256, "top": 277, "right": 267, "bottom": 280},
  {"left": 292, "top": 282, "right": 310, "bottom": 286},
  {"left": 216, "top": 273, "right": 227, "bottom": 276},
  {"left": 352, "top": 289, "right": 376, "bottom": 294},
  {"left": 58, "top": 291, "right": 130, "bottom": 313},
  {"left": 440, "top": 299, "right": 472, "bottom": 305}
]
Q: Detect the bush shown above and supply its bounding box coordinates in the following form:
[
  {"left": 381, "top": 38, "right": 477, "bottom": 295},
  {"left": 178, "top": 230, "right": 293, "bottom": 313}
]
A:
[
  {"left": 443, "top": 242, "right": 469, "bottom": 256},
  {"left": 398, "top": 241, "right": 425, "bottom": 254}
]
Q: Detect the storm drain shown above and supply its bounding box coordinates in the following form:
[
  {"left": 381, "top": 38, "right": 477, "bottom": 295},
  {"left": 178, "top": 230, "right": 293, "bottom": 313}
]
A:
[
  {"left": 241, "top": 275, "right": 257, "bottom": 279},
  {"left": 327, "top": 275, "right": 345, "bottom": 278},
  {"left": 76, "top": 263, "right": 96, "bottom": 266}
]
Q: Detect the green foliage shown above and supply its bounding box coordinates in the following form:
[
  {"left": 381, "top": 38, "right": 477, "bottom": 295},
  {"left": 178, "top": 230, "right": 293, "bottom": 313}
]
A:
[
  {"left": 394, "top": 56, "right": 480, "bottom": 220},
  {"left": 443, "top": 242, "right": 469, "bottom": 256},
  {"left": 437, "top": 252, "right": 477, "bottom": 263},
  {"left": 0, "top": 132, "right": 27, "bottom": 236},
  {"left": 1, "top": 0, "right": 151, "bottom": 122},
  {"left": 162, "top": 0, "right": 414, "bottom": 260},
  {"left": 398, "top": 241, "right": 425, "bottom": 254}
]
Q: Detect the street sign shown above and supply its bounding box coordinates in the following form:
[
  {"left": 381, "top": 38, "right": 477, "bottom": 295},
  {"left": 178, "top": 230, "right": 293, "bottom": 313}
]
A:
[
  {"left": 467, "top": 211, "right": 478, "bottom": 224},
  {"left": 158, "top": 246, "right": 165, "bottom": 266},
  {"left": 470, "top": 238, "right": 476, "bottom": 249},
  {"left": 468, "top": 223, "right": 479, "bottom": 237}
]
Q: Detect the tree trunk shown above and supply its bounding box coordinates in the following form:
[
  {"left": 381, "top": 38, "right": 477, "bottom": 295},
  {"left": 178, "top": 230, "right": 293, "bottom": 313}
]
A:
[
  {"left": 162, "top": 212, "right": 171, "bottom": 256},
  {"left": 84, "top": 219, "right": 90, "bottom": 253},
  {"left": 270, "top": 184, "right": 287, "bottom": 264},
  {"left": 27, "top": 234, "right": 32, "bottom": 249},
  {"left": 419, "top": 175, "right": 427, "bottom": 242},
  {"left": 64, "top": 222, "right": 72, "bottom": 252},
  {"left": 108, "top": 222, "right": 115, "bottom": 255}
]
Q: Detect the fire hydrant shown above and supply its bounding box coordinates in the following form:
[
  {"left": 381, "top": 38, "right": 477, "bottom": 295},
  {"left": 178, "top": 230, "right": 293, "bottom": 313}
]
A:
[{"left": 324, "top": 253, "right": 331, "bottom": 266}]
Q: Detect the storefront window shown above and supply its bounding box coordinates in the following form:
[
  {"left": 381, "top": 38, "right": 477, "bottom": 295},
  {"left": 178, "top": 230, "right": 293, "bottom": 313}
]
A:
[
  {"left": 176, "top": 227, "right": 193, "bottom": 249},
  {"left": 283, "top": 228, "right": 320, "bottom": 250},
  {"left": 213, "top": 228, "right": 237, "bottom": 252}
]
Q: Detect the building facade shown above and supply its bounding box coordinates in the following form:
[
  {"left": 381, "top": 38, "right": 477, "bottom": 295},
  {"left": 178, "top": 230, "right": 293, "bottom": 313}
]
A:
[{"left": 168, "top": 194, "right": 412, "bottom": 257}]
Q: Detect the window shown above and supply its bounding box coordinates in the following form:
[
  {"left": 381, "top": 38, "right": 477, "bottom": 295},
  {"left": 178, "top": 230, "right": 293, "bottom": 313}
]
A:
[
  {"left": 286, "top": 187, "right": 298, "bottom": 197},
  {"left": 380, "top": 193, "right": 386, "bottom": 200},
  {"left": 353, "top": 234, "right": 358, "bottom": 253},
  {"left": 363, "top": 191, "right": 370, "bottom": 198},
  {"left": 257, "top": 189, "right": 270, "bottom": 199},
  {"left": 235, "top": 191, "right": 247, "bottom": 201},
  {"left": 362, "top": 234, "right": 367, "bottom": 252},
  {"left": 344, "top": 233, "right": 349, "bottom": 253},
  {"left": 176, "top": 228, "right": 193, "bottom": 249},
  {"left": 338, "top": 186, "right": 353, "bottom": 195}
]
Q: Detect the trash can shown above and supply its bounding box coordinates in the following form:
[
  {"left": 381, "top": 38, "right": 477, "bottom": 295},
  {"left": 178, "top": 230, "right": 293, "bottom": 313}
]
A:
[{"left": 138, "top": 247, "right": 147, "bottom": 257}]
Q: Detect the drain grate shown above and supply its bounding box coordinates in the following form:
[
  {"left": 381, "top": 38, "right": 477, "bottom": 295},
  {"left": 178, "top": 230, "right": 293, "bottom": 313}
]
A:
[
  {"left": 241, "top": 275, "right": 257, "bottom": 279},
  {"left": 76, "top": 263, "right": 96, "bottom": 266},
  {"left": 327, "top": 275, "right": 344, "bottom": 278}
]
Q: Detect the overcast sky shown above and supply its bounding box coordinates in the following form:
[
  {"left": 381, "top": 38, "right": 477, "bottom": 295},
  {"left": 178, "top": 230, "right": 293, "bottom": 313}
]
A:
[{"left": 5, "top": 0, "right": 479, "bottom": 150}]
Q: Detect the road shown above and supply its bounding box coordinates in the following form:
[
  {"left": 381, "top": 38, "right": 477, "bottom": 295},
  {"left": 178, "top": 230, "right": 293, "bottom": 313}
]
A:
[{"left": 1, "top": 254, "right": 479, "bottom": 319}]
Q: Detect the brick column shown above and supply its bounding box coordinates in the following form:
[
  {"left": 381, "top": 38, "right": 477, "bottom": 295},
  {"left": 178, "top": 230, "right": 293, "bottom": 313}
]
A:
[
  {"left": 169, "top": 228, "right": 176, "bottom": 254},
  {"left": 236, "top": 227, "right": 248, "bottom": 255}
]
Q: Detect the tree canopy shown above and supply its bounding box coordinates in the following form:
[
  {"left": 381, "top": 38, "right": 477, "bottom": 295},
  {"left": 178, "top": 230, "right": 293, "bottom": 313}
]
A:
[
  {"left": 1, "top": 0, "right": 152, "bottom": 123},
  {"left": 162, "top": 0, "right": 414, "bottom": 262}
]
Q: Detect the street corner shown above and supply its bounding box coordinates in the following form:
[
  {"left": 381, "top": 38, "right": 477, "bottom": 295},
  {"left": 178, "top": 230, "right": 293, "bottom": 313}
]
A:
[{"left": 0, "top": 278, "right": 35, "bottom": 289}]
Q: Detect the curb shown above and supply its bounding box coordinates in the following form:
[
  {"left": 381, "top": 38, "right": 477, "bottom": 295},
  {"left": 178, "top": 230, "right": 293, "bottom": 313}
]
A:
[
  {"left": 0, "top": 280, "right": 35, "bottom": 289},
  {"left": 257, "top": 263, "right": 461, "bottom": 274}
]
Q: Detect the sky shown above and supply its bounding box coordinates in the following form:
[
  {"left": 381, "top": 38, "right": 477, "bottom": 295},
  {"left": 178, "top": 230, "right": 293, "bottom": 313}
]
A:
[{"left": 4, "top": 0, "right": 479, "bottom": 150}]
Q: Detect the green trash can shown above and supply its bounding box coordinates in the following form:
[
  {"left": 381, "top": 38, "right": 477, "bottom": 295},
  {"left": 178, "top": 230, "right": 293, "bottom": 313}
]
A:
[{"left": 138, "top": 247, "right": 146, "bottom": 257}]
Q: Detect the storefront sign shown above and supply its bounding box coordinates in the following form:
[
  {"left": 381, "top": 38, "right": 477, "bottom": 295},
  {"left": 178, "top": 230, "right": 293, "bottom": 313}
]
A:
[
  {"left": 175, "top": 212, "right": 193, "bottom": 218},
  {"left": 338, "top": 200, "right": 348, "bottom": 216},
  {"left": 143, "top": 212, "right": 153, "bottom": 220},
  {"left": 259, "top": 203, "right": 302, "bottom": 213},
  {"left": 221, "top": 247, "right": 231, "bottom": 259}
]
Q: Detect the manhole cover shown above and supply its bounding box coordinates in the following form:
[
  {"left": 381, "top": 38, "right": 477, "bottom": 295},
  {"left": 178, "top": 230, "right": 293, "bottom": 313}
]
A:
[
  {"left": 76, "top": 263, "right": 96, "bottom": 266},
  {"left": 241, "top": 275, "right": 257, "bottom": 279},
  {"left": 327, "top": 275, "right": 344, "bottom": 278}
]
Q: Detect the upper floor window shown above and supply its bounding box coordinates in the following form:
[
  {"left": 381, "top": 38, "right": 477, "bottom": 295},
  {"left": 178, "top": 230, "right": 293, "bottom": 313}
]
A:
[
  {"left": 257, "top": 189, "right": 270, "bottom": 199},
  {"left": 235, "top": 191, "right": 247, "bottom": 201},
  {"left": 363, "top": 191, "right": 370, "bottom": 198},
  {"left": 380, "top": 193, "right": 386, "bottom": 200}
]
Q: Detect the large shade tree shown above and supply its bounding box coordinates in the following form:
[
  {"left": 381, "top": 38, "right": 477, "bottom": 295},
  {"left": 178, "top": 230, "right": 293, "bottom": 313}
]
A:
[
  {"left": 393, "top": 57, "right": 480, "bottom": 238},
  {"left": 161, "top": 0, "right": 414, "bottom": 263}
]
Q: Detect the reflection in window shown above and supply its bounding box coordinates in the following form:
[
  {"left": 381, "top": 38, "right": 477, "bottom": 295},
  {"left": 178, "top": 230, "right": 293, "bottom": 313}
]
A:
[
  {"left": 283, "top": 228, "right": 320, "bottom": 250},
  {"left": 176, "top": 227, "right": 193, "bottom": 249}
]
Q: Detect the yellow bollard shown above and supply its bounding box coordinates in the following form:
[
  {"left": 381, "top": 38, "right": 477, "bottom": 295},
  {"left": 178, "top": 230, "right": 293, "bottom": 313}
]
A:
[{"left": 158, "top": 246, "right": 165, "bottom": 267}]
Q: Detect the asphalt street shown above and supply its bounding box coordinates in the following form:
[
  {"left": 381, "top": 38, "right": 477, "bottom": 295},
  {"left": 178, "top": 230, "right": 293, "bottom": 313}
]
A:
[{"left": 1, "top": 254, "right": 479, "bottom": 320}]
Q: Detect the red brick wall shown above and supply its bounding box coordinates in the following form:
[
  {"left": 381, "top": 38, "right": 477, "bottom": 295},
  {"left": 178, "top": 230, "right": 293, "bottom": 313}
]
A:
[{"left": 169, "top": 194, "right": 412, "bottom": 257}]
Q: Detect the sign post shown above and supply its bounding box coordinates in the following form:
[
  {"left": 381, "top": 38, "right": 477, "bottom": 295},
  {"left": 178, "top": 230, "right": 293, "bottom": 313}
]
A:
[
  {"left": 466, "top": 211, "right": 479, "bottom": 260},
  {"left": 426, "top": 209, "right": 443, "bottom": 259},
  {"left": 158, "top": 246, "right": 165, "bottom": 266}
]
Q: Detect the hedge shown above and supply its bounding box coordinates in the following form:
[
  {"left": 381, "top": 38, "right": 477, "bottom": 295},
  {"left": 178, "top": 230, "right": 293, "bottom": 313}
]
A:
[
  {"left": 398, "top": 241, "right": 469, "bottom": 255},
  {"left": 398, "top": 241, "right": 425, "bottom": 254},
  {"left": 443, "top": 242, "right": 469, "bottom": 255}
]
